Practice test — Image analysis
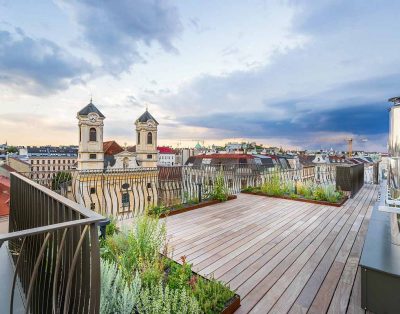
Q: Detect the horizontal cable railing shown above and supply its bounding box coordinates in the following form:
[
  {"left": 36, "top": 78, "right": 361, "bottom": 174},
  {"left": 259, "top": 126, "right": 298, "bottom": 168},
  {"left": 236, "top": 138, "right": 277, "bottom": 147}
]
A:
[{"left": 0, "top": 172, "right": 104, "bottom": 314}]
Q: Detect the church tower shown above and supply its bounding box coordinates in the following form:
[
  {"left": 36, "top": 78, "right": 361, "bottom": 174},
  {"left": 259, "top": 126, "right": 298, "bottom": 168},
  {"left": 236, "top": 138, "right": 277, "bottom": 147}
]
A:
[
  {"left": 77, "top": 101, "right": 105, "bottom": 170},
  {"left": 135, "top": 109, "right": 158, "bottom": 167}
]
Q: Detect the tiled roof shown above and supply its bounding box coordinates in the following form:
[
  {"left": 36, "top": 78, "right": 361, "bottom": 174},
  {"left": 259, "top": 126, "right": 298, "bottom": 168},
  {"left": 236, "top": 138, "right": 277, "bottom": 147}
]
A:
[
  {"left": 103, "top": 141, "right": 124, "bottom": 155},
  {"left": 157, "top": 146, "right": 175, "bottom": 154},
  {"left": 194, "top": 154, "right": 254, "bottom": 159}
]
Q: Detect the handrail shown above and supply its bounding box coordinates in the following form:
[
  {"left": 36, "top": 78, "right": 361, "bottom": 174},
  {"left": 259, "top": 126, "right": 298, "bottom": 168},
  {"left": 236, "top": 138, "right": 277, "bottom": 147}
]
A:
[
  {"left": 0, "top": 217, "right": 104, "bottom": 247},
  {"left": 12, "top": 172, "right": 103, "bottom": 219},
  {"left": 4, "top": 171, "right": 103, "bottom": 313}
]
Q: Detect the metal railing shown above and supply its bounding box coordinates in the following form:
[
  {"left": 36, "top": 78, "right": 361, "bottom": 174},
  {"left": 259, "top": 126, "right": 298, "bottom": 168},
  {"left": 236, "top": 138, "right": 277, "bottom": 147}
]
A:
[
  {"left": 0, "top": 172, "right": 104, "bottom": 313},
  {"left": 19, "top": 164, "right": 339, "bottom": 219}
]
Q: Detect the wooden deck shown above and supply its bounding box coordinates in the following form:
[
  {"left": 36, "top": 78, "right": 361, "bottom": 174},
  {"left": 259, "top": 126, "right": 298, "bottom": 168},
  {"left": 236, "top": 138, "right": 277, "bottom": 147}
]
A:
[{"left": 165, "top": 184, "right": 379, "bottom": 314}]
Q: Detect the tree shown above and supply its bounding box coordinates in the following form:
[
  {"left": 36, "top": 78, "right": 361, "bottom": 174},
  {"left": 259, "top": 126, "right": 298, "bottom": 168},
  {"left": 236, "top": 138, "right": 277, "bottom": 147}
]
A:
[
  {"left": 51, "top": 171, "right": 72, "bottom": 190},
  {"left": 6, "top": 146, "right": 18, "bottom": 154}
]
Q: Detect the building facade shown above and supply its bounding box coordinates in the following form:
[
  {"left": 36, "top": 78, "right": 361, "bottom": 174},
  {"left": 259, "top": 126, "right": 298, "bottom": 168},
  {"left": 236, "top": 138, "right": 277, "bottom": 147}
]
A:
[
  {"left": 135, "top": 110, "right": 158, "bottom": 167},
  {"left": 157, "top": 146, "right": 176, "bottom": 166}
]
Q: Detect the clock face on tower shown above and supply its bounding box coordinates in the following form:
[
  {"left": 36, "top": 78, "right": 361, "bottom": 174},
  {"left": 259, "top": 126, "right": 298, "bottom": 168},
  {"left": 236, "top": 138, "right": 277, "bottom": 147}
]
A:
[
  {"left": 147, "top": 120, "right": 155, "bottom": 127},
  {"left": 88, "top": 113, "right": 98, "bottom": 123}
]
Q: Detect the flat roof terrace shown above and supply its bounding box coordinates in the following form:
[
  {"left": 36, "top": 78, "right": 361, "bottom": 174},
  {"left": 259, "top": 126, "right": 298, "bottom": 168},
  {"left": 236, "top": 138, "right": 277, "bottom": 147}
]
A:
[{"left": 165, "top": 184, "right": 379, "bottom": 313}]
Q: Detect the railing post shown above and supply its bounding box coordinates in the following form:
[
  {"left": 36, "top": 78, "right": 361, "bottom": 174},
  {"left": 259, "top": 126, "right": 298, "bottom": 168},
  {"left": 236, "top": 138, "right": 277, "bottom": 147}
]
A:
[{"left": 196, "top": 182, "right": 202, "bottom": 203}]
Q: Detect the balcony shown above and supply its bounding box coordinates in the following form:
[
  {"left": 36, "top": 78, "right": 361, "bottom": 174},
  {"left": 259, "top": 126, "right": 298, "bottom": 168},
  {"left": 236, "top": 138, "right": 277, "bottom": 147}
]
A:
[
  {"left": 0, "top": 172, "right": 104, "bottom": 313},
  {"left": 0, "top": 163, "right": 382, "bottom": 313}
]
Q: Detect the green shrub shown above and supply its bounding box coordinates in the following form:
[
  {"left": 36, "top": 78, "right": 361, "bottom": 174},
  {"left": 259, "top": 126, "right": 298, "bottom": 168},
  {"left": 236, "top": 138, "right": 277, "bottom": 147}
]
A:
[
  {"left": 165, "top": 256, "right": 193, "bottom": 290},
  {"left": 148, "top": 205, "right": 169, "bottom": 217},
  {"left": 106, "top": 216, "right": 119, "bottom": 237},
  {"left": 100, "top": 259, "right": 141, "bottom": 314},
  {"left": 101, "top": 215, "right": 167, "bottom": 280},
  {"left": 261, "top": 174, "right": 283, "bottom": 196},
  {"left": 211, "top": 172, "right": 229, "bottom": 202},
  {"left": 100, "top": 214, "right": 236, "bottom": 313},
  {"left": 192, "top": 276, "right": 235, "bottom": 314},
  {"left": 138, "top": 281, "right": 201, "bottom": 314}
]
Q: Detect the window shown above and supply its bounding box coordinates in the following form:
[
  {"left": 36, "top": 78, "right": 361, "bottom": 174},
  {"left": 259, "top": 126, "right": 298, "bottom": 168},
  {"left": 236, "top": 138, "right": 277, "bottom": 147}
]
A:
[
  {"left": 147, "top": 154, "right": 152, "bottom": 159},
  {"left": 90, "top": 187, "right": 96, "bottom": 194},
  {"left": 89, "top": 154, "right": 97, "bottom": 159},
  {"left": 122, "top": 192, "right": 130, "bottom": 207},
  {"left": 123, "top": 157, "right": 129, "bottom": 169},
  {"left": 147, "top": 132, "right": 152, "bottom": 144},
  {"left": 90, "top": 203, "right": 96, "bottom": 210},
  {"left": 147, "top": 182, "right": 152, "bottom": 189},
  {"left": 137, "top": 132, "right": 140, "bottom": 145},
  {"left": 89, "top": 128, "right": 97, "bottom": 141}
]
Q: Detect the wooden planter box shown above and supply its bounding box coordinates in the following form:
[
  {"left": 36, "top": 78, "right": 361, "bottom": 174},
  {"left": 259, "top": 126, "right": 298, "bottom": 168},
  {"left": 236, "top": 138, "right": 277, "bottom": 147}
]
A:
[
  {"left": 159, "top": 195, "right": 237, "bottom": 218},
  {"left": 241, "top": 191, "right": 347, "bottom": 207},
  {"left": 166, "top": 257, "right": 241, "bottom": 313}
]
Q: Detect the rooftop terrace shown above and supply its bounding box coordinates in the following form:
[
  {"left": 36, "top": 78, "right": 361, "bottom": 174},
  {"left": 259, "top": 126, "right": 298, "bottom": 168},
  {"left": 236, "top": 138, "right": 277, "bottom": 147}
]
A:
[{"left": 165, "top": 184, "right": 379, "bottom": 313}]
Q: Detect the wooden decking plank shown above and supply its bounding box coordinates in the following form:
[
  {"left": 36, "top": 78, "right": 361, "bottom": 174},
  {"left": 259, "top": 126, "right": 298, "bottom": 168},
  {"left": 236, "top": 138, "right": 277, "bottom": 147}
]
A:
[
  {"left": 198, "top": 204, "right": 321, "bottom": 275},
  {"left": 306, "top": 189, "right": 377, "bottom": 314},
  {"left": 164, "top": 184, "right": 378, "bottom": 314},
  {"left": 284, "top": 187, "right": 377, "bottom": 313},
  {"left": 251, "top": 186, "right": 376, "bottom": 313},
  {"left": 346, "top": 267, "right": 365, "bottom": 314},
  {"left": 328, "top": 198, "right": 375, "bottom": 313},
  {"left": 190, "top": 202, "right": 314, "bottom": 272},
  {"left": 167, "top": 197, "right": 283, "bottom": 245},
  {"left": 236, "top": 188, "right": 370, "bottom": 313},
  {"left": 231, "top": 188, "right": 365, "bottom": 296},
  {"left": 261, "top": 186, "right": 376, "bottom": 314},
  {"left": 171, "top": 198, "right": 303, "bottom": 257},
  {"left": 219, "top": 203, "right": 332, "bottom": 286},
  {"left": 212, "top": 203, "right": 325, "bottom": 280}
]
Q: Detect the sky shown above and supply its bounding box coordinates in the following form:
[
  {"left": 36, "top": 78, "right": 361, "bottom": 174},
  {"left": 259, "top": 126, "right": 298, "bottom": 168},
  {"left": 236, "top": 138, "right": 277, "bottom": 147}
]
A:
[{"left": 0, "top": 0, "right": 398, "bottom": 152}]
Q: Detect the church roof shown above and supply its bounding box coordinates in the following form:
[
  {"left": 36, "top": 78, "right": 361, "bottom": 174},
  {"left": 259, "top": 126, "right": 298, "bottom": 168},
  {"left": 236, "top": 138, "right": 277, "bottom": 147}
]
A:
[
  {"left": 137, "top": 110, "right": 158, "bottom": 124},
  {"left": 103, "top": 141, "right": 124, "bottom": 156},
  {"left": 78, "top": 101, "right": 105, "bottom": 118}
]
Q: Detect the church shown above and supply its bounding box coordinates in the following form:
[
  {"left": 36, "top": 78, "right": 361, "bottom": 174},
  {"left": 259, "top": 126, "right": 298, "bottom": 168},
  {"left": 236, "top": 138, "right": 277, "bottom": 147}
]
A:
[
  {"left": 76, "top": 100, "right": 159, "bottom": 170},
  {"left": 65, "top": 100, "right": 161, "bottom": 218}
]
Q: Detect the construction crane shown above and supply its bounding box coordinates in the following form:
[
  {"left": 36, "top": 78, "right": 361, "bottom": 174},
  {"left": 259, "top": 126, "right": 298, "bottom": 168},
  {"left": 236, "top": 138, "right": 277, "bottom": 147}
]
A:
[
  {"left": 346, "top": 138, "right": 353, "bottom": 157},
  {"left": 317, "top": 136, "right": 367, "bottom": 157}
]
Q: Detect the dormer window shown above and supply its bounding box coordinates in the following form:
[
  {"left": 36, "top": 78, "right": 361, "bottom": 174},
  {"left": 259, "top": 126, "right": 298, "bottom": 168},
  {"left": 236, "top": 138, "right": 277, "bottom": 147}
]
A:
[{"left": 89, "top": 128, "right": 97, "bottom": 141}]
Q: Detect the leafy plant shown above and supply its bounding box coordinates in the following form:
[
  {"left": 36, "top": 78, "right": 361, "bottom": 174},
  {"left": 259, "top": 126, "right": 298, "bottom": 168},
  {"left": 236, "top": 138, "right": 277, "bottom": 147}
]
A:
[
  {"left": 51, "top": 171, "right": 72, "bottom": 190},
  {"left": 106, "top": 215, "right": 119, "bottom": 237},
  {"left": 192, "top": 276, "right": 235, "bottom": 314},
  {"left": 148, "top": 204, "right": 169, "bottom": 217},
  {"left": 101, "top": 215, "right": 167, "bottom": 280},
  {"left": 100, "top": 259, "right": 141, "bottom": 314},
  {"left": 211, "top": 172, "right": 229, "bottom": 201},
  {"left": 261, "top": 174, "right": 283, "bottom": 196},
  {"left": 138, "top": 281, "right": 201, "bottom": 314},
  {"left": 165, "top": 256, "right": 193, "bottom": 290}
]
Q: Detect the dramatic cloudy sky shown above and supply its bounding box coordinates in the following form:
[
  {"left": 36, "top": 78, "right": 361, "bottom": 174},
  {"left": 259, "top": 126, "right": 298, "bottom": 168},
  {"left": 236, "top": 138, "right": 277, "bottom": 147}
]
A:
[{"left": 0, "top": 0, "right": 398, "bottom": 151}]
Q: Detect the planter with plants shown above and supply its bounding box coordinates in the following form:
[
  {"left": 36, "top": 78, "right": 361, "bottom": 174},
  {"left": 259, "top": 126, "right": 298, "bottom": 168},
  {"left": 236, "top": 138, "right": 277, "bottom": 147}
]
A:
[
  {"left": 100, "top": 214, "right": 240, "bottom": 314},
  {"left": 149, "top": 172, "right": 236, "bottom": 218},
  {"left": 242, "top": 177, "right": 347, "bottom": 207}
]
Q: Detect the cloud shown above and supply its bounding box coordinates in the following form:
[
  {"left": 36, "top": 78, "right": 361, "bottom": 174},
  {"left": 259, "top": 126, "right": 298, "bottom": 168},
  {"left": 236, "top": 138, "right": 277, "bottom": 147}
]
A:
[
  {"left": 148, "top": 1, "right": 399, "bottom": 150},
  {"left": 0, "top": 28, "right": 93, "bottom": 94},
  {"left": 62, "top": 0, "right": 182, "bottom": 76}
]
